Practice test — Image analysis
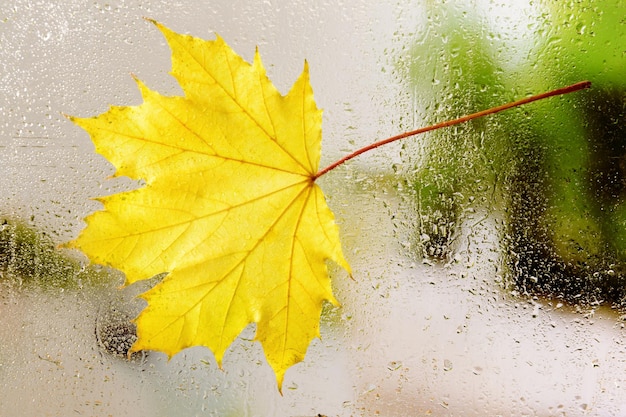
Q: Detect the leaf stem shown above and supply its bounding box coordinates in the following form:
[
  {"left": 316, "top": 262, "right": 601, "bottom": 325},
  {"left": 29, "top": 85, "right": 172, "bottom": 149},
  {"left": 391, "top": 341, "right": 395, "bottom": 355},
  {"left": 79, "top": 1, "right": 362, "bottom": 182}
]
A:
[{"left": 314, "top": 80, "right": 591, "bottom": 179}]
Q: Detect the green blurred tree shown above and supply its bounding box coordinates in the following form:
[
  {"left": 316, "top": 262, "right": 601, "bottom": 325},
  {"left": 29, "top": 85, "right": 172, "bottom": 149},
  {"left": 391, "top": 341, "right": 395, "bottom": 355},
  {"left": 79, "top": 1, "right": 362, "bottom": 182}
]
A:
[{"left": 402, "top": 0, "right": 626, "bottom": 304}]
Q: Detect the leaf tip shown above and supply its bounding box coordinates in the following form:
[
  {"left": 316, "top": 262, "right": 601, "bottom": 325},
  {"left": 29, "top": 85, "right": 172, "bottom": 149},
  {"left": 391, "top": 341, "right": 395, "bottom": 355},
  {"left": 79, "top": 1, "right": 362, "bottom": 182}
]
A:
[
  {"left": 342, "top": 268, "right": 356, "bottom": 282},
  {"left": 142, "top": 16, "right": 159, "bottom": 27},
  {"left": 128, "top": 341, "right": 143, "bottom": 358},
  {"left": 58, "top": 239, "right": 76, "bottom": 251},
  {"left": 63, "top": 112, "right": 88, "bottom": 127},
  {"left": 276, "top": 375, "right": 285, "bottom": 395},
  {"left": 213, "top": 355, "right": 228, "bottom": 373},
  {"left": 128, "top": 73, "right": 151, "bottom": 97}
]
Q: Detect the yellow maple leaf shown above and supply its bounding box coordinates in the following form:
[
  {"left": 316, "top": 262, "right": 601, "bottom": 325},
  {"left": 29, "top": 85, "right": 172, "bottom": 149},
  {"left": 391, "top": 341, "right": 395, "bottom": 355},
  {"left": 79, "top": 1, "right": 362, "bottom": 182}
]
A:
[{"left": 66, "top": 20, "right": 350, "bottom": 389}]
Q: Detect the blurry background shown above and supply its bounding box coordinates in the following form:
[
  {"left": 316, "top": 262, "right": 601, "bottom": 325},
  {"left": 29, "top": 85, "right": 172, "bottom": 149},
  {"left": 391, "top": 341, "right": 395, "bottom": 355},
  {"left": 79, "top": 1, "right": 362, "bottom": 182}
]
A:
[{"left": 1, "top": 1, "right": 625, "bottom": 416}]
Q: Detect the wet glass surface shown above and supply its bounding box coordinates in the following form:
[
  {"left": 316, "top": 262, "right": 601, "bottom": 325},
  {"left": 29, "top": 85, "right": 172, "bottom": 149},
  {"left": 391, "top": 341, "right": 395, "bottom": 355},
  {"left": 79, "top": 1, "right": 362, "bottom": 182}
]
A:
[{"left": 1, "top": 1, "right": 625, "bottom": 415}]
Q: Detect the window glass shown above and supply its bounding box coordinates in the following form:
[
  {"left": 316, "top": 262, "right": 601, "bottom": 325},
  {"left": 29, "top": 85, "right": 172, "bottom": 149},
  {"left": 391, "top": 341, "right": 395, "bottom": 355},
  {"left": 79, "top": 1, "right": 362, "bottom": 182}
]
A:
[{"left": 1, "top": 1, "right": 624, "bottom": 415}]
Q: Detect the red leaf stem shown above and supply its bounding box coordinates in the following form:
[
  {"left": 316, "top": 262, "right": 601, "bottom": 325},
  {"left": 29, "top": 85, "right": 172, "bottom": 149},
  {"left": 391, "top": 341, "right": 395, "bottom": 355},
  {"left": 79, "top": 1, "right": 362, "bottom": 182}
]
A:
[{"left": 314, "top": 80, "right": 591, "bottom": 179}]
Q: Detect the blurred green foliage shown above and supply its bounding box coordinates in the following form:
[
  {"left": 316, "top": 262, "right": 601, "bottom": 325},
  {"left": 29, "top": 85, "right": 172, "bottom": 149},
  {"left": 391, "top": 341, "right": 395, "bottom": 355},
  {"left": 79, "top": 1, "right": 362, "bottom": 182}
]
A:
[
  {"left": 0, "top": 218, "right": 110, "bottom": 289},
  {"left": 402, "top": 0, "right": 626, "bottom": 305}
]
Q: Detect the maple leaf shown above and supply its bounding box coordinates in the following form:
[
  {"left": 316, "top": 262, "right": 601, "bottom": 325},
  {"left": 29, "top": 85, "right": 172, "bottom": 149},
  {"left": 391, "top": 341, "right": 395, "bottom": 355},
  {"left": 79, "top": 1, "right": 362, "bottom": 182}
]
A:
[{"left": 66, "top": 20, "right": 350, "bottom": 389}]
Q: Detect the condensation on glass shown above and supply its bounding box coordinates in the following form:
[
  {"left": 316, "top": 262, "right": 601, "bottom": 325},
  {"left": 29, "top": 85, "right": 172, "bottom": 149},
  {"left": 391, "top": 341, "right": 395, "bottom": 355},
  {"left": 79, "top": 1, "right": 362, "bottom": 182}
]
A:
[{"left": 1, "top": 1, "right": 624, "bottom": 416}]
